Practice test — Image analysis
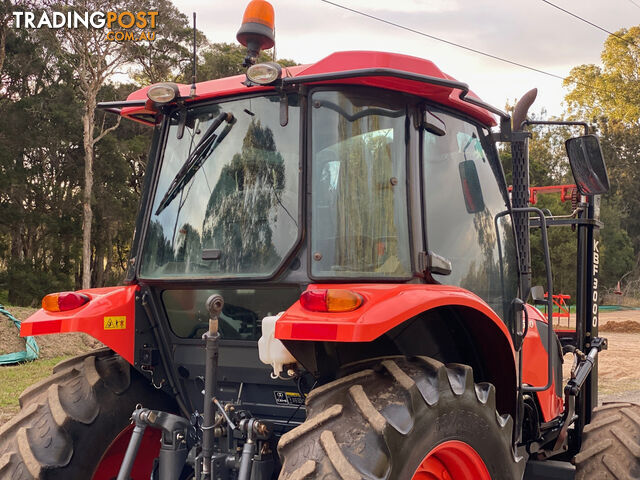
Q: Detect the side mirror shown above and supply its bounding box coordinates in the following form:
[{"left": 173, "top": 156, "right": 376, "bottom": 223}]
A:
[
  {"left": 530, "top": 285, "right": 546, "bottom": 305},
  {"left": 458, "top": 160, "right": 485, "bottom": 213},
  {"left": 565, "top": 134, "right": 609, "bottom": 195}
]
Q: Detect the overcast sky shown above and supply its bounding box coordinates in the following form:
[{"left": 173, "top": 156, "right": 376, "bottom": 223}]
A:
[{"left": 171, "top": 0, "right": 639, "bottom": 118}]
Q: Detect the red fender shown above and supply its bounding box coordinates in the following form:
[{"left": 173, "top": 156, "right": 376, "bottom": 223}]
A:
[
  {"left": 20, "top": 285, "right": 137, "bottom": 364},
  {"left": 276, "top": 283, "right": 514, "bottom": 356},
  {"left": 277, "top": 284, "right": 518, "bottom": 415}
]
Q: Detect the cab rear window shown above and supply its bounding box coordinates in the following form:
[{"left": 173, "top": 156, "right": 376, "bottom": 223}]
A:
[{"left": 163, "top": 287, "right": 304, "bottom": 340}]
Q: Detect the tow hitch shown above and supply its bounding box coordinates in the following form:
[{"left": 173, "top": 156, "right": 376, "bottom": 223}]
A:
[
  {"left": 116, "top": 294, "right": 276, "bottom": 480},
  {"left": 552, "top": 336, "right": 608, "bottom": 453}
]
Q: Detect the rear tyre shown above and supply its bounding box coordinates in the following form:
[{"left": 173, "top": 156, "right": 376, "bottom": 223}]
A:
[
  {"left": 574, "top": 402, "right": 640, "bottom": 479},
  {"left": 0, "top": 349, "right": 176, "bottom": 479},
  {"left": 277, "top": 356, "right": 525, "bottom": 480}
]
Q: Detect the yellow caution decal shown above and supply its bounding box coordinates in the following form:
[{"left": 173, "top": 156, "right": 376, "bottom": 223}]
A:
[{"left": 104, "top": 316, "right": 126, "bottom": 330}]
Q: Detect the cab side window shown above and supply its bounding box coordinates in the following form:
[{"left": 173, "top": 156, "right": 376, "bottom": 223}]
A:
[{"left": 423, "top": 111, "right": 518, "bottom": 320}]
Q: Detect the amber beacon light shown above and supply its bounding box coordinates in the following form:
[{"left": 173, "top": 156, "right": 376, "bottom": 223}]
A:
[{"left": 236, "top": 0, "right": 275, "bottom": 67}]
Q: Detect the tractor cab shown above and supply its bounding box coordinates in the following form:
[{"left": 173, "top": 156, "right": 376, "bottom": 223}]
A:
[{"left": 130, "top": 76, "right": 520, "bottom": 326}]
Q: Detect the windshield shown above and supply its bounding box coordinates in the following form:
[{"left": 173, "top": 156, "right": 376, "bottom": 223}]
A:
[
  {"left": 140, "top": 94, "right": 300, "bottom": 279},
  {"left": 310, "top": 90, "right": 411, "bottom": 278}
]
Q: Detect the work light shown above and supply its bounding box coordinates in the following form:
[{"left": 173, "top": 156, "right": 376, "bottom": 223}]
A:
[
  {"left": 147, "top": 83, "right": 180, "bottom": 104},
  {"left": 246, "top": 62, "right": 282, "bottom": 85}
]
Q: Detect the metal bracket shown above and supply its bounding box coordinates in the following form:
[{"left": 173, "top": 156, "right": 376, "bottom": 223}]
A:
[
  {"left": 140, "top": 346, "right": 159, "bottom": 368},
  {"left": 588, "top": 336, "right": 608, "bottom": 352},
  {"left": 492, "top": 130, "right": 531, "bottom": 143},
  {"left": 117, "top": 407, "right": 190, "bottom": 480},
  {"left": 530, "top": 217, "right": 604, "bottom": 228},
  {"left": 419, "top": 251, "right": 452, "bottom": 276},
  {"left": 523, "top": 119, "right": 589, "bottom": 135},
  {"left": 549, "top": 337, "right": 608, "bottom": 454}
]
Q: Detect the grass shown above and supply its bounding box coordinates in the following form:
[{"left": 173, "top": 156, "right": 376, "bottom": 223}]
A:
[
  {"left": 0, "top": 356, "right": 72, "bottom": 416},
  {"left": 0, "top": 304, "right": 102, "bottom": 425}
]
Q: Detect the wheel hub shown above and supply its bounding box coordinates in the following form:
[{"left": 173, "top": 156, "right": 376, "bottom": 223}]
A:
[{"left": 412, "top": 440, "right": 490, "bottom": 480}]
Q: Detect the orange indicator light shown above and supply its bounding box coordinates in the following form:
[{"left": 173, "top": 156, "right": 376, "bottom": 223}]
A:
[
  {"left": 42, "top": 292, "right": 90, "bottom": 312},
  {"left": 300, "top": 289, "right": 364, "bottom": 313}
]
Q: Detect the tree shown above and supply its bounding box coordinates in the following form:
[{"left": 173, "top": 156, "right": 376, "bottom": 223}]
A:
[
  {"left": 92, "top": 83, "right": 151, "bottom": 287},
  {"left": 564, "top": 27, "right": 640, "bottom": 125},
  {"left": 124, "top": 0, "right": 198, "bottom": 84},
  {"left": 197, "top": 42, "right": 296, "bottom": 81},
  {"left": 54, "top": 0, "right": 132, "bottom": 289},
  {"left": 0, "top": 0, "right": 12, "bottom": 74},
  {"left": 564, "top": 27, "right": 640, "bottom": 295},
  {"left": 0, "top": 10, "right": 303, "bottom": 304},
  {"left": 599, "top": 196, "right": 635, "bottom": 292},
  {"left": 0, "top": 21, "right": 84, "bottom": 304}
]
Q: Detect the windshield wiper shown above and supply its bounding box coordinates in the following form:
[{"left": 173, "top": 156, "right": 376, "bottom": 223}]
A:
[
  {"left": 314, "top": 99, "right": 403, "bottom": 122},
  {"left": 155, "top": 112, "right": 235, "bottom": 215}
]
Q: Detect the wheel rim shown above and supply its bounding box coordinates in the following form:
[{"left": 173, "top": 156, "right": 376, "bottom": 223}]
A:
[
  {"left": 91, "top": 424, "right": 161, "bottom": 480},
  {"left": 411, "top": 440, "right": 491, "bottom": 480}
]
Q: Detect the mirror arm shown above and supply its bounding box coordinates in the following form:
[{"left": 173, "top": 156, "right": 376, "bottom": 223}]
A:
[{"left": 523, "top": 119, "right": 589, "bottom": 135}]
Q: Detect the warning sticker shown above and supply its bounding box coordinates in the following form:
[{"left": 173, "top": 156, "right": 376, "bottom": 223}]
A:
[
  {"left": 104, "top": 316, "right": 126, "bottom": 330},
  {"left": 274, "top": 391, "right": 304, "bottom": 406}
]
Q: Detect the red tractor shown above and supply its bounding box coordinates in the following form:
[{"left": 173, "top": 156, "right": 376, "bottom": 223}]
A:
[{"left": 1, "top": 2, "right": 635, "bottom": 479}]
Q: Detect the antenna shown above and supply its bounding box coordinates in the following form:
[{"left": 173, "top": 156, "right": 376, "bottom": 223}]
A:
[{"left": 190, "top": 12, "right": 197, "bottom": 97}]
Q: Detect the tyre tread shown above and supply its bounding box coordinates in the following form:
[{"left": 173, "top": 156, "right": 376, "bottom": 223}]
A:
[
  {"left": 348, "top": 384, "right": 387, "bottom": 435},
  {"left": 381, "top": 360, "right": 415, "bottom": 391},
  {"left": 0, "top": 351, "right": 168, "bottom": 480},
  {"left": 319, "top": 430, "right": 361, "bottom": 480},
  {"left": 575, "top": 403, "right": 640, "bottom": 480},
  {"left": 16, "top": 427, "right": 42, "bottom": 478},
  {"left": 278, "top": 356, "right": 523, "bottom": 479},
  {"left": 283, "top": 460, "right": 317, "bottom": 480},
  {"left": 305, "top": 370, "right": 373, "bottom": 403},
  {"left": 278, "top": 404, "right": 343, "bottom": 450}
]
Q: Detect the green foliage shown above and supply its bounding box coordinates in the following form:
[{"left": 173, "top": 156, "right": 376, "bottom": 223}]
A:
[
  {"left": 0, "top": 19, "right": 151, "bottom": 304},
  {"left": 599, "top": 196, "right": 635, "bottom": 290},
  {"left": 196, "top": 42, "right": 297, "bottom": 81},
  {"left": 197, "top": 43, "right": 249, "bottom": 80},
  {"left": 125, "top": 0, "right": 196, "bottom": 84},
  {"left": 3, "top": 261, "right": 73, "bottom": 306},
  {"left": 564, "top": 27, "right": 640, "bottom": 124},
  {"left": 530, "top": 195, "right": 577, "bottom": 299},
  {"left": 522, "top": 131, "right": 635, "bottom": 299},
  {"left": 563, "top": 26, "right": 640, "bottom": 296},
  {"left": 0, "top": 8, "right": 303, "bottom": 305},
  {"left": 499, "top": 36, "right": 640, "bottom": 301}
]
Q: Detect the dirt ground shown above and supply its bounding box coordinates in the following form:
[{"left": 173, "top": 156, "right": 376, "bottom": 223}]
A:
[
  {"left": 582, "top": 310, "right": 640, "bottom": 403},
  {"left": 550, "top": 309, "right": 640, "bottom": 403},
  {"left": 0, "top": 306, "right": 103, "bottom": 359}
]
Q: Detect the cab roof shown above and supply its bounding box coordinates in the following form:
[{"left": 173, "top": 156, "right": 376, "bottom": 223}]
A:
[{"left": 121, "top": 51, "right": 500, "bottom": 127}]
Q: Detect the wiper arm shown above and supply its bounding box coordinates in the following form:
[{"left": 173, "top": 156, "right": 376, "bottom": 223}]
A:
[
  {"left": 155, "top": 112, "right": 235, "bottom": 215},
  {"left": 314, "top": 99, "right": 403, "bottom": 122}
]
